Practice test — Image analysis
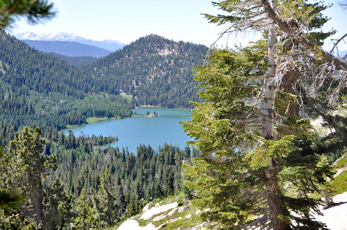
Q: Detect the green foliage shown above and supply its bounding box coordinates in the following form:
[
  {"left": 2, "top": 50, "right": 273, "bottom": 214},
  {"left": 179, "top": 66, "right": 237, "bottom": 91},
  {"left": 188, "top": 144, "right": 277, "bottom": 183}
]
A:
[
  {"left": 0, "top": 0, "right": 55, "bottom": 29},
  {"left": 91, "top": 169, "right": 120, "bottom": 227},
  {"left": 50, "top": 52, "right": 98, "bottom": 66},
  {"left": 43, "top": 179, "right": 73, "bottom": 229},
  {"left": 160, "top": 214, "right": 200, "bottom": 230},
  {"left": 182, "top": 0, "right": 342, "bottom": 228},
  {"left": 182, "top": 47, "right": 333, "bottom": 229},
  {"left": 335, "top": 152, "right": 347, "bottom": 168},
  {"left": 73, "top": 188, "right": 94, "bottom": 229},
  {"left": 0, "top": 32, "right": 135, "bottom": 132},
  {"left": 8, "top": 127, "right": 57, "bottom": 225},
  {"left": 87, "top": 34, "right": 208, "bottom": 108},
  {"left": 330, "top": 170, "right": 347, "bottom": 195},
  {"left": 0, "top": 31, "right": 207, "bottom": 136},
  {"left": 1, "top": 125, "right": 192, "bottom": 229},
  {"left": 183, "top": 48, "right": 267, "bottom": 158},
  {"left": 0, "top": 144, "right": 28, "bottom": 229}
]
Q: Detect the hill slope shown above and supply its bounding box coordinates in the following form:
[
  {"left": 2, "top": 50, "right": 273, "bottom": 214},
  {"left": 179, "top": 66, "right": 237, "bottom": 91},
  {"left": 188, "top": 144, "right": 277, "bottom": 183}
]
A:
[
  {"left": 0, "top": 32, "right": 208, "bottom": 133},
  {"left": 87, "top": 34, "right": 208, "bottom": 108},
  {"left": 22, "top": 40, "right": 112, "bottom": 57},
  {"left": 50, "top": 52, "right": 98, "bottom": 66},
  {"left": 117, "top": 191, "right": 347, "bottom": 230},
  {"left": 0, "top": 32, "right": 133, "bottom": 131}
]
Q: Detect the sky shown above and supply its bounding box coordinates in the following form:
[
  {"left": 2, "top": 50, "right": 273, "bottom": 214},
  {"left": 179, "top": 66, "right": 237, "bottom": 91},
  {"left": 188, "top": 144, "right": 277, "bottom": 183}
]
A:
[{"left": 7, "top": 0, "right": 347, "bottom": 49}]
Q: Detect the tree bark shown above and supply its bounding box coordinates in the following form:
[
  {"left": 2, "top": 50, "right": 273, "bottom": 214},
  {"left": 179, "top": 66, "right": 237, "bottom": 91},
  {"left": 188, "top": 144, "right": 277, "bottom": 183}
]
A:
[
  {"left": 262, "top": 22, "right": 277, "bottom": 140},
  {"left": 31, "top": 183, "right": 44, "bottom": 226},
  {"left": 265, "top": 160, "right": 291, "bottom": 230},
  {"left": 264, "top": 5, "right": 292, "bottom": 229}
]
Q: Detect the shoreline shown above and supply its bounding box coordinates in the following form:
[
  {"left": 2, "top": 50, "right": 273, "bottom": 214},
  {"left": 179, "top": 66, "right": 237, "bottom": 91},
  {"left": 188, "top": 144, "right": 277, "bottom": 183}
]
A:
[{"left": 66, "top": 106, "right": 191, "bottom": 129}]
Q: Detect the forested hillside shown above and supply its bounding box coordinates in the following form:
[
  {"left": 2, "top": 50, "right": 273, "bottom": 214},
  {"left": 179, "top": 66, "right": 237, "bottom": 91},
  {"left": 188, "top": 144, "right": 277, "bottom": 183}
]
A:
[
  {"left": 50, "top": 53, "right": 98, "bottom": 66},
  {"left": 2, "top": 0, "right": 347, "bottom": 229},
  {"left": 0, "top": 31, "right": 134, "bottom": 133},
  {"left": 0, "top": 30, "right": 203, "bottom": 228},
  {"left": 87, "top": 34, "right": 208, "bottom": 108},
  {"left": 0, "top": 32, "right": 207, "bottom": 136},
  {"left": 0, "top": 126, "right": 193, "bottom": 229}
]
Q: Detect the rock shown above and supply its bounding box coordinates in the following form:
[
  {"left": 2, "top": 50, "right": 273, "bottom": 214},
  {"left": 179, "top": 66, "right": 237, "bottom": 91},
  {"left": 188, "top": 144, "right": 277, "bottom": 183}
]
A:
[
  {"left": 140, "top": 202, "right": 178, "bottom": 220},
  {"left": 168, "top": 208, "right": 177, "bottom": 217},
  {"left": 153, "top": 214, "right": 166, "bottom": 221},
  {"left": 143, "top": 203, "right": 151, "bottom": 212},
  {"left": 117, "top": 220, "right": 157, "bottom": 230},
  {"left": 178, "top": 206, "right": 189, "bottom": 213},
  {"left": 117, "top": 219, "right": 140, "bottom": 230}
]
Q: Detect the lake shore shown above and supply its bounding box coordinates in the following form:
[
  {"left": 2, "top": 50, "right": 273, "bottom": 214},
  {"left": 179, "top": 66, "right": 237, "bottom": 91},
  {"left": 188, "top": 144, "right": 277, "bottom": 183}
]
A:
[{"left": 64, "top": 107, "right": 192, "bottom": 154}]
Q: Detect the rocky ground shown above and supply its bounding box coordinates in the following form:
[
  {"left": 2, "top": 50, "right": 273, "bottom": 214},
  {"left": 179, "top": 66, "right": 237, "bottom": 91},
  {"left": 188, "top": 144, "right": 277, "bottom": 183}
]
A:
[{"left": 117, "top": 190, "right": 347, "bottom": 230}]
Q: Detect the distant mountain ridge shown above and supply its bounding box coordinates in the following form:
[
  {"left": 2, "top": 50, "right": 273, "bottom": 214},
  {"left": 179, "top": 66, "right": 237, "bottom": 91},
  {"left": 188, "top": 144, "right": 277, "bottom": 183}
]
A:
[
  {"left": 22, "top": 40, "right": 112, "bottom": 58},
  {"left": 15, "top": 32, "right": 126, "bottom": 51}
]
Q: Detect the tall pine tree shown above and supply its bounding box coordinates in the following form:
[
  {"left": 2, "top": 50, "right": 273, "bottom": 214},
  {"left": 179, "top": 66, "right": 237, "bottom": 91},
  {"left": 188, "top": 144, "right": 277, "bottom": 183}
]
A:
[{"left": 182, "top": 1, "right": 341, "bottom": 228}]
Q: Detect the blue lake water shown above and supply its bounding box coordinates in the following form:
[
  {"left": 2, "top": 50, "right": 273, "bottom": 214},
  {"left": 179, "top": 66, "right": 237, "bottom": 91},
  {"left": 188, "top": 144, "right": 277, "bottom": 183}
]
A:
[{"left": 64, "top": 107, "right": 192, "bottom": 153}]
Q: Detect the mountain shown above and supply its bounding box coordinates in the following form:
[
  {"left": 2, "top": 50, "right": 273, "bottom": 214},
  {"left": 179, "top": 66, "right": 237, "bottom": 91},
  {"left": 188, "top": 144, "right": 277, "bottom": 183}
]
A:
[
  {"left": 0, "top": 31, "right": 133, "bottom": 131},
  {"left": 22, "top": 40, "right": 112, "bottom": 58},
  {"left": 87, "top": 34, "right": 209, "bottom": 108},
  {"left": 0, "top": 31, "right": 207, "bottom": 132},
  {"left": 15, "top": 32, "right": 126, "bottom": 51}
]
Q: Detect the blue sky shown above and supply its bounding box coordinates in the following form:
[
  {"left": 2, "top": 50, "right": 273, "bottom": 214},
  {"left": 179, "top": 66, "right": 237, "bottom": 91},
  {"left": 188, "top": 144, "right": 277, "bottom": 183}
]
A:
[
  {"left": 9, "top": 0, "right": 222, "bottom": 45},
  {"left": 7, "top": 0, "right": 347, "bottom": 49}
]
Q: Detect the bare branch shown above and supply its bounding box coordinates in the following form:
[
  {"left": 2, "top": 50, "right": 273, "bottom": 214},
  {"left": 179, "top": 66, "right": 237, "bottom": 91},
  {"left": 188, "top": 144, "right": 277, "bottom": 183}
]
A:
[
  {"left": 261, "top": 0, "right": 347, "bottom": 70},
  {"left": 330, "top": 33, "right": 347, "bottom": 54}
]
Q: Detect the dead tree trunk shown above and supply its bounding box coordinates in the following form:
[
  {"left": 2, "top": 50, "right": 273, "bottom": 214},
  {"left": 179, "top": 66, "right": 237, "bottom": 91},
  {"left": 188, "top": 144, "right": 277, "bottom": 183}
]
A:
[{"left": 263, "top": 10, "right": 292, "bottom": 230}]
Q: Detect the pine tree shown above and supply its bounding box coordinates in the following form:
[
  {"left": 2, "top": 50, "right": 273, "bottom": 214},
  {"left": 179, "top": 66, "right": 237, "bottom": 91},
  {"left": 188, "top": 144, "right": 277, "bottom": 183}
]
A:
[
  {"left": 182, "top": 1, "right": 346, "bottom": 229},
  {"left": 183, "top": 47, "right": 334, "bottom": 229},
  {"left": 43, "top": 179, "right": 73, "bottom": 230},
  {"left": 0, "top": 0, "right": 55, "bottom": 29},
  {"left": 73, "top": 188, "right": 94, "bottom": 229},
  {"left": 0, "top": 145, "right": 32, "bottom": 229},
  {"left": 92, "top": 169, "right": 119, "bottom": 227},
  {"left": 9, "top": 127, "right": 57, "bottom": 226}
]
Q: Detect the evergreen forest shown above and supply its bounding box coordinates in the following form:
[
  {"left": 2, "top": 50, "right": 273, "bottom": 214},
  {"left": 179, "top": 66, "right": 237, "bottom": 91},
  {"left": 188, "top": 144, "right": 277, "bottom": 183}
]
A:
[{"left": 1, "top": 0, "right": 347, "bottom": 230}]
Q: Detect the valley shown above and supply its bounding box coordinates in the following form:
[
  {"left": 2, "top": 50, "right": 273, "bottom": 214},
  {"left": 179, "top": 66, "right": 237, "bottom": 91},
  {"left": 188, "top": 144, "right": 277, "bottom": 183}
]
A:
[
  {"left": 2, "top": 0, "right": 347, "bottom": 228},
  {"left": 0, "top": 29, "right": 202, "bottom": 229},
  {"left": 0, "top": 31, "right": 207, "bottom": 136}
]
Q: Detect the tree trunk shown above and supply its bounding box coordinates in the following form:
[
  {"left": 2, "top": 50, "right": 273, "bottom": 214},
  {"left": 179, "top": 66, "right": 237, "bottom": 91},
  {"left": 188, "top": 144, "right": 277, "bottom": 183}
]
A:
[
  {"left": 323, "top": 189, "right": 333, "bottom": 209},
  {"left": 261, "top": 0, "right": 347, "bottom": 70},
  {"left": 265, "top": 160, "right": 291, "bottom": 230},
  {"left": 32, "top": 190, "right": 44, "bottom": 226},
  {"left": 262, "top": 22, "right": 277, "bottom": 140},
  {"left": 263, "top": 8, "right": 291, "bottom": 229},
  {"left": 282, "top": 63, "right": 299, "bottom": 117},
  {"left": 30, "top": 180, "right": 44, "bottom": 227}
]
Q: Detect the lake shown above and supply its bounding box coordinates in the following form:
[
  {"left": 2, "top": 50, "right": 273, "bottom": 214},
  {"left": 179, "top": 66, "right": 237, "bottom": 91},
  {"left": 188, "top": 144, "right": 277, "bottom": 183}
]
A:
[{"left": 64, "top": 107, "right": 192, "bottom": 153}]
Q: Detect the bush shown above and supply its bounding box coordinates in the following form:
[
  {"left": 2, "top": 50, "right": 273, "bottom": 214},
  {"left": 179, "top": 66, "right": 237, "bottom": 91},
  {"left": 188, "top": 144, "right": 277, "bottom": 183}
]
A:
[
  {"left": 335, "top": 153, "right": 347, "bottom": 168},
  {"left": 330, "top": 170, "right": 347, "bottom": 195}
]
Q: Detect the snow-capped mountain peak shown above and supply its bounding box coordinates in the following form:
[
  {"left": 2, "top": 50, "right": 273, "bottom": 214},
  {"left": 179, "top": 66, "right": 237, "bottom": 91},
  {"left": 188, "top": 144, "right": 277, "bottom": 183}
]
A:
[{"left": 14, "top": 32, "right": 126, "bottom": 52}]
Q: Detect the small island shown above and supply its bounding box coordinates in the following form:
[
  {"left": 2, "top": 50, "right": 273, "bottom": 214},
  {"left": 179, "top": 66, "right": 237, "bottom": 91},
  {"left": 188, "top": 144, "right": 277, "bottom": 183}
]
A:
[{"left": 147, "top": 111, "right": 159, "bottom": 117}]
